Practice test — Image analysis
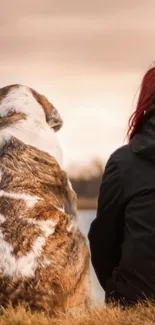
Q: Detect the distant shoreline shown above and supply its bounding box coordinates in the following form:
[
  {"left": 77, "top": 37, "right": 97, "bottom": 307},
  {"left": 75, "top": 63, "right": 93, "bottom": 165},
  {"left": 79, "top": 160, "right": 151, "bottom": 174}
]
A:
[{"left": 77, "top": 197, "right": 97, "bottom": 210}]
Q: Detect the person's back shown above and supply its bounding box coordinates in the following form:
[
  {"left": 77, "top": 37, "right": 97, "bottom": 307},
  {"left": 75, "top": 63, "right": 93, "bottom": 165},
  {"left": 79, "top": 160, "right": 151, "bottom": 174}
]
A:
[{"left": 88, "top": 67, "right": 155, "bottom": 305}]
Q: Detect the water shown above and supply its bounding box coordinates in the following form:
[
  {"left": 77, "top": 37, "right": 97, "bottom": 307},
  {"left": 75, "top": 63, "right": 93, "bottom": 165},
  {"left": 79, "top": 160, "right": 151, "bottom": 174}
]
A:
[{"left": 78, "top": 210, "right": 105, "bottom": 301}]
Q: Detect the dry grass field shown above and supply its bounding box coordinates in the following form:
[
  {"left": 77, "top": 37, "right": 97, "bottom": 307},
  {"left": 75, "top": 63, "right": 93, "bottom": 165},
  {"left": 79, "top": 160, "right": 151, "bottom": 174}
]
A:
[{"left": 1, "top": 302, "right": 155, "bottom": 325}]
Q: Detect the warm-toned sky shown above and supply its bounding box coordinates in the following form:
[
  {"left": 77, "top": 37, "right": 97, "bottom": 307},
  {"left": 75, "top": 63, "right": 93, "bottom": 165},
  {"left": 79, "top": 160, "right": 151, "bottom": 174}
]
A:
[{"left": 0, "top": 0, "right": 155, "bottom": 166}]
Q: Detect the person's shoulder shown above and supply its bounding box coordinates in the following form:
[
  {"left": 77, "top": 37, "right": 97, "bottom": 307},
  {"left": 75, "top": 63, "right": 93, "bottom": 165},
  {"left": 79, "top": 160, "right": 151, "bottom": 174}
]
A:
[
  {"left": 110, "top": 143, "right": 133, "bottom": 165},
  {"left": 104, "top": 144, "right": 134, "bottom": 184}
]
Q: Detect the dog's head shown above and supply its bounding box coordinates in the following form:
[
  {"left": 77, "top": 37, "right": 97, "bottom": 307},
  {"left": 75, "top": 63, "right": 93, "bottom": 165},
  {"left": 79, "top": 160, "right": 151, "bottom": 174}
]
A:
[
  {"left": 0, "top": 84, "right": 64, "bottom": 166},
  {"left": 0, "top": 84, "right": 63, "bottom": 132}
]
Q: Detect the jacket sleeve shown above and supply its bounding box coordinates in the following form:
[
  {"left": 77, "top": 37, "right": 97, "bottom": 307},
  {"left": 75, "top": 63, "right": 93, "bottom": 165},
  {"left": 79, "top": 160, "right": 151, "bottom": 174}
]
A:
[{"left": 88, "top": 154, "right": 125, "bottom": 290}]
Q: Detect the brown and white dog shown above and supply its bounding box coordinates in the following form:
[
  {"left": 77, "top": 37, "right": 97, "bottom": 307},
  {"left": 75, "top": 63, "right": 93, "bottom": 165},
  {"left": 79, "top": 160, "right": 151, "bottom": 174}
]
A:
[{"left": 0, "top": 85, "right": 90, "bottom": 315}]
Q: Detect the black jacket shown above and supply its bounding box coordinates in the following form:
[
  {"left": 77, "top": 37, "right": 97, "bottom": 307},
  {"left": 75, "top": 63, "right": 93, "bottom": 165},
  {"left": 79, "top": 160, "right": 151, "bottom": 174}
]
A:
[{"left": 88, "top": 112, "right": 155, "bottom": 304}]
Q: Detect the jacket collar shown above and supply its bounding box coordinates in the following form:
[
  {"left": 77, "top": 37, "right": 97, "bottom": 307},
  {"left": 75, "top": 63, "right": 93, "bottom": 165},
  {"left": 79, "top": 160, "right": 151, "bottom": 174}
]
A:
[{"left": 131, "top": 111, "right": 155, "bottom": 159}]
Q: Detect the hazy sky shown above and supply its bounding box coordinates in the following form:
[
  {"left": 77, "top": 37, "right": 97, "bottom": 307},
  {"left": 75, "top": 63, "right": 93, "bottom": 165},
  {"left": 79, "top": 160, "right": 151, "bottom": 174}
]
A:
[{"left": 0, "top": 0, "right": 155, "bottom": 165}]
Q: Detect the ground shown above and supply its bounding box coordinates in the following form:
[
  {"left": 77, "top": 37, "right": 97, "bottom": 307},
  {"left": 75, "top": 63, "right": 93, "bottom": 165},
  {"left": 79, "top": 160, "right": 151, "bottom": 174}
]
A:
[{"left": 0, "top": 302, "right": 155, "bottom": 325}]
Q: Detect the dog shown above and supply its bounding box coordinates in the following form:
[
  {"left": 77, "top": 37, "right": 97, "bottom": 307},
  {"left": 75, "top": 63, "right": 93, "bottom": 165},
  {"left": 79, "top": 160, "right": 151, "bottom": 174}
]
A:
[{"left": 0, "top": 85, "right": 90, "bottom": 315}]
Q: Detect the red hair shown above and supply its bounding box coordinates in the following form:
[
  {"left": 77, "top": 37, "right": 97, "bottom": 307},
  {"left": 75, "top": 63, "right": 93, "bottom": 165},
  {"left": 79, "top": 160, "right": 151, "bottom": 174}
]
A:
[{"left": 128, "top": 67, "right": 155, "bottom": 141}]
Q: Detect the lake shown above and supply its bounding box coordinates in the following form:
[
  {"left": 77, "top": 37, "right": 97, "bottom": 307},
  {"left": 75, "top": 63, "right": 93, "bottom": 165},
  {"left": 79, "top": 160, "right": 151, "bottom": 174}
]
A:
[{"left": 78, "top": 210, "right": 105, "bottom": 301}]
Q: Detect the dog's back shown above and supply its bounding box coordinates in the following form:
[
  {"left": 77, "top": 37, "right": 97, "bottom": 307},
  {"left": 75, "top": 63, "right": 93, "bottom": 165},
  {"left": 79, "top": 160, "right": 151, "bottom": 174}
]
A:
[
  {"left": 0, "top": 138, "right": 90, "bottom": 315},
  {"left": 0, "top": 85, "right": 90, "bottom": 315}
]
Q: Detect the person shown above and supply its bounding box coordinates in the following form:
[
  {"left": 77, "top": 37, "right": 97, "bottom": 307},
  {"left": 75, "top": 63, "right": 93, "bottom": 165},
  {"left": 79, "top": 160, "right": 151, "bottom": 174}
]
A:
[{"left": 88, "top": 67, "right": 155, "bottom": 306}]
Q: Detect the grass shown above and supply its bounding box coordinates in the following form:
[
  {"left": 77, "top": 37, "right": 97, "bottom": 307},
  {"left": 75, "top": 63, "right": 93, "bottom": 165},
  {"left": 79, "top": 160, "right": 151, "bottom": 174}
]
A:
[{"left": 1, "top": 302, "right": 155, "bottom": 325}]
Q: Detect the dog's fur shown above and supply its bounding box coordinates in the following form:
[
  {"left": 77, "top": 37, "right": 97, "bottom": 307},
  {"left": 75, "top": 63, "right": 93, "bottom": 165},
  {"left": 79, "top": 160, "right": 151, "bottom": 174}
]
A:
[{"left": 0, "top": 85, "right": 90, "bottom": 315}]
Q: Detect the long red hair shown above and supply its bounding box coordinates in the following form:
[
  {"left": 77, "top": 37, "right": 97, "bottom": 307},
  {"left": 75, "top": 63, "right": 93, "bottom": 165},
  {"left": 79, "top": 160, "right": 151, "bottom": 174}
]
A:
[{"left": 128, "top": 67, "right": 155, "bottom": 141}]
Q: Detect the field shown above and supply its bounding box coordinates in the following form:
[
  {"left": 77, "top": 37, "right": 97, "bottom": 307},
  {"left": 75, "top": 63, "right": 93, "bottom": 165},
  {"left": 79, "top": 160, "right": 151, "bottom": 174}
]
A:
[{"left": 1, "top": 302, "right": 155, "bottom": 325}]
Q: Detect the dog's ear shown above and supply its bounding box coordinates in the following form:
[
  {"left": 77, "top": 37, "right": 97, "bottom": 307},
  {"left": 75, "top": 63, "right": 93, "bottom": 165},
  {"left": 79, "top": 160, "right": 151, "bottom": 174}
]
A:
[
  {"left": 31, "top": 89, "right": 63, "bottom": 132},
  {"left": 0, "top": 113, "right": 26, "bottom": 130},
  {"left": 40, "top": 95, "right": 63, "bottom": 132},
  {"left": 0, "top": 85, "right": 14, "bottom": 101},
  {"left": 0, "top": 85, "right": 26, "bottom": 129}
]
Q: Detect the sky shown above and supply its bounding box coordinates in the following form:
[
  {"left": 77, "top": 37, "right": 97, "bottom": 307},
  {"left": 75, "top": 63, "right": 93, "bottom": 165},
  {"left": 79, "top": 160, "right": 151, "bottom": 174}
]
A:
[{"left": 0, "top": 0, "right": 155, "bottom": 167}]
